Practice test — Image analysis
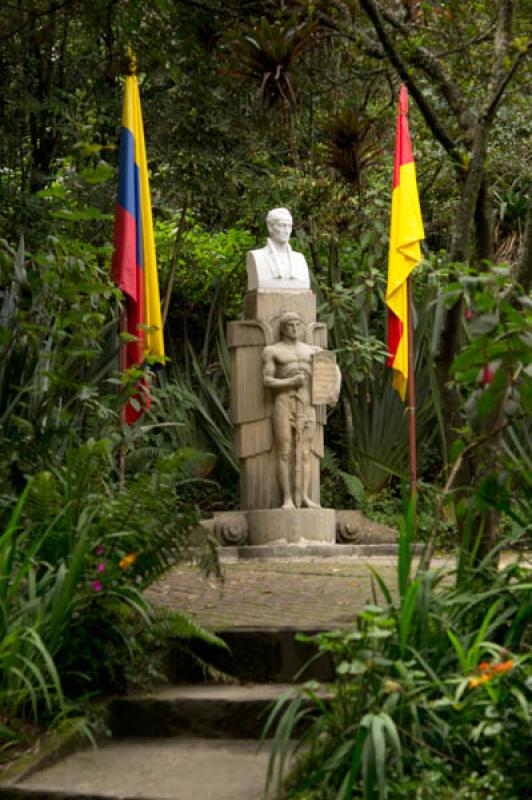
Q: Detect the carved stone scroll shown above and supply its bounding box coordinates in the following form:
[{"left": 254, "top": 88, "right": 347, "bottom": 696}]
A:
[{"left": 312, "top": 351, "right": 338, "bottom": 406}]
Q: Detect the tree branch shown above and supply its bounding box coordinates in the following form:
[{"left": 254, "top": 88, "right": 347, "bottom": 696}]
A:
[
  {"left": 358, "top": 0, "right": 461, "bottom": 162},
  {"left": 0, "top": 0, "right": 80, "bottom": 42},
  {"left": 380, "top": 6, "right": 472, "bottom": 125},
  {"left": 483, "top": 43, "right": 531, "bottom": 124}
]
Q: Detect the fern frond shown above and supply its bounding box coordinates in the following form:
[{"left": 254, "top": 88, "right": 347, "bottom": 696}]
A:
[{"left": 152, "top": 607, "right": 229, "bottom": 651}]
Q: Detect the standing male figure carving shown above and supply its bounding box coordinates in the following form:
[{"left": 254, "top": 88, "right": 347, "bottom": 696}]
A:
[{"left": 263, "top": 312, "right": 340, "bottom": 509}]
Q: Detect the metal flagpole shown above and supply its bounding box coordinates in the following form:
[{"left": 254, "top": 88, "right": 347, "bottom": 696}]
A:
[
  {"left": 118, "top": 306, "right": 128, "bottom": 488},
  {"left": 406, "top": 276, "right": 417, "bottom": 514}
]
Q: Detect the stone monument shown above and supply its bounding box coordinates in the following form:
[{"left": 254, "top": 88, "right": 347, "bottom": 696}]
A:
[{"left": 227, "top": 208, "right": 341, "bottom": 546}]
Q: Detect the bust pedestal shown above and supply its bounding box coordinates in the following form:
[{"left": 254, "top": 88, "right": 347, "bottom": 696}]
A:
[{"left": 243, "top": 289, "right": 316, "bottom": 324}]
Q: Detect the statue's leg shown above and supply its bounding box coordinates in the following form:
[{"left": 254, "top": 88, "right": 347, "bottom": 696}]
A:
[
  {"left": 278, "top": 447, "right": 295, "bottom": 509},
  {"left": 273, "top": 399, "right": 295, "bottom": 509},
  {"left": 301, "top": 419, "right": 320, "bottom": 509}
]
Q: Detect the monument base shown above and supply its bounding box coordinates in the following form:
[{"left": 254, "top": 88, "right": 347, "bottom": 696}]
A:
[{"left": 247, "top": 508, "right": 336, "bottom": 545}]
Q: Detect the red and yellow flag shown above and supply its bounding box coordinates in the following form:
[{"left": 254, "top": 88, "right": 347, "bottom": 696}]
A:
[
  {"left": 386, "top": 85, "right": 424, "bottom": 401},
  {"left": 111, "top": 70, "right": 164, "bottom": 423}
]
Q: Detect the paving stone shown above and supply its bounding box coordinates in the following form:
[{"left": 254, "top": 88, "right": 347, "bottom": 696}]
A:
[
  {"left": 144, "top": 556, "right": 423, "bottom": 630},
  {"left": 11, "top": 738, "right": 273, "bottom": 800}
]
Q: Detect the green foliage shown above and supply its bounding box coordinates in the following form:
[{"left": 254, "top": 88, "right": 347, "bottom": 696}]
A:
[
  {"left": 317, "top": 248, "right": 445, "bottom": 494},
  {"left": 0, "top": 233, "right": 119, "bottom": 502},
  {"left": 161, "top": 316, "right": 238, "bottom": 499},
  {"left": 156, "top": 217, "right": 253, "bottom": 325},
  {"left": 1, "top": 5, "right": 530, "bottom": 783},
  {"left": 0, "top": 437, "right": 220, "bottom": 726},
  {"left": 454, "top": 283, "right": 530, "bottom": 416},
  {"left": 446, "top": 265, "right": 532, "bottom": 535},
  {"left": 0, "top": 483, "right": 66, "bottom": 723},
  {"left": 264, "top": 519, "right": 531, "bottom": 799},
  {"left": 124, "top": 605, "right": 230, "bottom": 692}
]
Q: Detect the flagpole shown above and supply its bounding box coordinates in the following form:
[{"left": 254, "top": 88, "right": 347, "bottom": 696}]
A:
[
  {"left": 407, "top": 276, "right": 417, "bottom": 510},
  {"left": 118, "top": 306, "right": 128, "bottom": 488}
]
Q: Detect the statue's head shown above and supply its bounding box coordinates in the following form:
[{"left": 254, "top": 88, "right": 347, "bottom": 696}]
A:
[
  {"left": 279, "top": 311, "right": 302, "bottom": 341},
  {"left": 267, "top": 207, "right": 293, "bottom": 246}
]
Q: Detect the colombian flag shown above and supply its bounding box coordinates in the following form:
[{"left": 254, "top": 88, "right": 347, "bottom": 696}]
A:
[
  {"left": 112, "top": 70, "right": 164, "bottom": 423},
  {"left": 386, "top": 85, "right": 424, "bottom": 401}
]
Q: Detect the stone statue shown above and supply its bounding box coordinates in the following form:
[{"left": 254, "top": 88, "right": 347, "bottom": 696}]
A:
[
  {"left": 227, "top": 207, "right": 341, "bottom": 544},
  {"left": 214, "top": 206, "right": 397, "bottom": 549},
  {"left": 246, "top": 208, "right": 310, "bottom": 291},
  {"left": 263, "top": 312, "right": 340, "bottom": 510}
]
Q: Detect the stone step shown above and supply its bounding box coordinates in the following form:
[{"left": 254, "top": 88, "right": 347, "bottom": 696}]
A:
[
  {"left": 3, "top": 737, "right": 274, "bottom": 800},
  {"left": 110, "top": 682, "right": 302, "bottom": 739},
  {"left": 219, "top": 542, "right": 414, "bottom": 562},
  {"left": 163, "top": 626, "right": 334, "bottom": 684}
]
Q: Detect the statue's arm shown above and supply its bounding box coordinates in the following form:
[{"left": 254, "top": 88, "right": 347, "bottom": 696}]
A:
[{"left": 263, "top": 347, "right": 304, "bottom": 389}]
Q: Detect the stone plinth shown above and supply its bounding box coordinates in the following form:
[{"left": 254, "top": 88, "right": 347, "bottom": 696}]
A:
[
  {"left": 247, "top": 508, "right": 336, "bottom": 545},
  {"left": 244, "top": 289, "right": 316, "bottom": 328}
]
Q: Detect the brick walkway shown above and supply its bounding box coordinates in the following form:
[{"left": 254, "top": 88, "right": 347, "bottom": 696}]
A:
[{"left": 145, "top": 556, "right": 450, "bottom": 630}]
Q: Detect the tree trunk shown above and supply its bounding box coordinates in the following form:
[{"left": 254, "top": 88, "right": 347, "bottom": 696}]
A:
[
  {"left": 515, "top": 181, "right": 532, "bottom": 293},
  {"left": 328, "top": 237, "right": 340, "bottom": 285},
  {"left": 474, "top": 175, "right": 494, "bottom": 263},
  {"left": 28, "top": 8, "right": 59, "bottom": 192}
]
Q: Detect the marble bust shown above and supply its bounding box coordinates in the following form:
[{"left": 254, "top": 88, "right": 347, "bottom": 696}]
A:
[{"left": 246, "top": 208, "right": 311, "bottom": 291}]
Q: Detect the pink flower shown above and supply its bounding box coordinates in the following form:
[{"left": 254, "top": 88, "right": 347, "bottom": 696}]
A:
[
  {"left": 481, "top": 363, "right": 494, "bottom": 386},
  {"left": 95, "top": 544, "right": 105, "bottom": 556},
  {"left": 91, "top": 580, "right": 103, "bottom": 593},
  {"left": 465, "top": 307, "right": 473, "bottom": 321},
  {"left": 97, "top": 562, "right": 105, "bottom": 573}
]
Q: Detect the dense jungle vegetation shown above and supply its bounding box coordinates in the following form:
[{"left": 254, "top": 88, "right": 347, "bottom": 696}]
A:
[{"left": 0, "top": 1, "right": 530, "bottom": 796}]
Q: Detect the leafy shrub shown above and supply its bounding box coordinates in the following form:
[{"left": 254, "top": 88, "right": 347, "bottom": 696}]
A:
[
  {"left": 0, "top": 439, "right": 220, "bottom": 728},
  {"left": 263, "top": 514, "right": 531, "bottom": 800}
]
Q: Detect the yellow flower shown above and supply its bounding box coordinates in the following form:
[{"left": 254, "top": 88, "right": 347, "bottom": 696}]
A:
[{"left": 468, "top": 674, "right": 491, "bottom": 689}]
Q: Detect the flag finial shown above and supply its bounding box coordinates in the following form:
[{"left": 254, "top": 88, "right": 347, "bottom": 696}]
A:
[
  {"left": 127, "top": 45, "right": 137, "bottom": 75},
  {"left": 399, "top": 84, "right": 409, "bottom": 115}
]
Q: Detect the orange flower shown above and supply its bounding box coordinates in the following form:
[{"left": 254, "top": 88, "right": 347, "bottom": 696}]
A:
[
  {"left": 119, "top": 553, "right": 137, "bottom": 569},
  {"left": 469, "top": 658, "right": 514, "bottom": 688},
  {"left": 491, "top": 660, "right": 513, "bottom": 674}
]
